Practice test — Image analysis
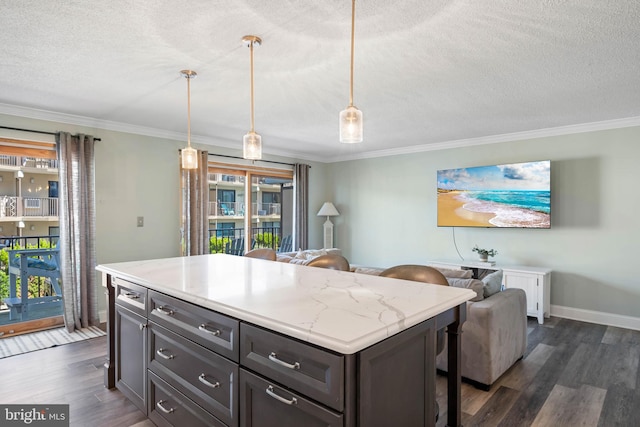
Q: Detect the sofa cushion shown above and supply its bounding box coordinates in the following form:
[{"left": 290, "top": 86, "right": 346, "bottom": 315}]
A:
[
  {"left": 433, "top": 266, "right": 473, "bottom": 279},
  {"left": 352, "top": 266, "right": 384, "bottom": 275},
  {"left": 482, "top": 269, "right": 503, "bottom": 298},
  {"left": 447, "top": 278, "right": 484, "bottom": 302}
]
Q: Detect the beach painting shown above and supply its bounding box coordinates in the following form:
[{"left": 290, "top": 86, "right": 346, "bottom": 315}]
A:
[{"left": 437, "top": 160, "right": 551, "bottom": 228}]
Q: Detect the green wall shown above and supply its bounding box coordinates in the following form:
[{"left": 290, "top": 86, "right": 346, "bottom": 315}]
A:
[
  {"left": 3, "top": 112, "right": 639, "bottom": 321},
  {"left": 326, "top": 127, "right": 640, "bottom": 318}
]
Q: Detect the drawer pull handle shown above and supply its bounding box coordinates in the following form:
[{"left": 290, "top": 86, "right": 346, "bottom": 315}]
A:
[
  {"left": 268, "top": 352, "right": 300, "bottom": 370},
  {"left": 156, "top": 306, "right": 175, "bottom": 316},
  {"left": 156, "top": 400, "right": 175, "bottom": 414},
  {"left": 198, "top": 373, "right": 221, "bottom": 388},
  {"left": 266, "top": 385, "right": 297, "bottom": 405},
  {"left": 123, "top": 292, "right": 139, "bottom": 299},
  {"left": 156, "top": 348, "right": 174, "bottom": 360},
  {"left": 198, "top": 324, "right": 221, "bottom": 336}
]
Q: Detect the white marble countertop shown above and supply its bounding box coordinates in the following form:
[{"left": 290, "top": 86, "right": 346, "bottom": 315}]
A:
[{"left": 97, "top": 254, "right": 475, "bottom": 354}]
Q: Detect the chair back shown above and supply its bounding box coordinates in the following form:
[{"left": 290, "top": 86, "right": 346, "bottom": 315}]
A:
[
  {"left": 380, "top": 264, "right": 448, "bottom": 358},
  {"left": 306, "top": 254, "right": 350, "bottom": 271},
  {"left": 379, "top": 265, "right": 448, "bottom": 286},
  {"left": 245, "top": 248, "right": 277, "bottom": 261}
]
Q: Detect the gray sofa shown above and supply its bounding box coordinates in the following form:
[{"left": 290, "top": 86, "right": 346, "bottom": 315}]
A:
[{"left": 352, "top": 265, "right": 527, "bottom": 389}]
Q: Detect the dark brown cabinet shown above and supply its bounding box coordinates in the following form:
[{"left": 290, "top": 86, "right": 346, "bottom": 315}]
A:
[
  {"left": 105, "top": 273, "right": 465, "bottom": 427},
  {"left": 114, "top": 278, "right": 148, "bottom": 415},
  {"left": 239, "top": 369, "right": 343, "bottom": 427}
]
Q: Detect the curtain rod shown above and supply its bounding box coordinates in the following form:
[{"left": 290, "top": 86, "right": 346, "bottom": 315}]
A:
[
  {"left": 0, "top": 125, "right": 102, "bottom": 142},
  {"left": 207, "top": 153, "right": 300, "bottom": 167}
]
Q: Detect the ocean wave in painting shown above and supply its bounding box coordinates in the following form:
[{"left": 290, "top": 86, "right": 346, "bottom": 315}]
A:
[{"left": 458, "top": 191, "right": 550, "bottom": 228}]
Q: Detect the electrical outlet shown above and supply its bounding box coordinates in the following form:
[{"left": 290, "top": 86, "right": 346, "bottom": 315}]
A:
[{"left": 137, "top": 216, "right": 144, "bottom": 227}]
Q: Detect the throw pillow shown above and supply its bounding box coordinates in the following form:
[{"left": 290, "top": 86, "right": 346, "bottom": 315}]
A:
[
  {"left": 447, "top": 278, "right": 484, "bottom": 302},
  {"left": 433, "top": 267, "right": 473, "bottom": 279},
  {"left": 302, "top": 249, "right": 328, "bottom": 260},
  {"left": 482, "top": 269, "right": 503, "bottom": 298}
]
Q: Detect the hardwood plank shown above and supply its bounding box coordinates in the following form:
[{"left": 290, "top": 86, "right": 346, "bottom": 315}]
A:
[
  {"left": 466, "top": 386, "right": 520, "bottom": 426},
  {"left": 532, "top": 384, "right": 606, "bottom": 427}
]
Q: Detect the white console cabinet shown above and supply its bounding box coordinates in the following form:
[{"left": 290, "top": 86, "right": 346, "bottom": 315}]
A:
[{"left": 428, "top": 260, "right": 551, "bottom": 324}]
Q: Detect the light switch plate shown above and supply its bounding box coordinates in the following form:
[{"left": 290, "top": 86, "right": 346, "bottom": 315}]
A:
[{"left": 137, "top": 216, "right": 144, "bottom": 227}]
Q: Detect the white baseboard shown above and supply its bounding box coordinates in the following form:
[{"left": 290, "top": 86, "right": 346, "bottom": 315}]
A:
[{"left": 551, "top": 305, "right": 640, "bottom": 331}]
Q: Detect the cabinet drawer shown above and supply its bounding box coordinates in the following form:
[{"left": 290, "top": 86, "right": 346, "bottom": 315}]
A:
[
  {"left": 149, "top": 322, "right": 238, "bottom": 427},
  {"left": 148, "top": 371, "right": 226, "bottom": 427},
  {"left": 240, "top": 369, "right": 343, "bottom": 427},
  {"left": 148, "top": 290, "right": 239, "bottom": 362},
  {"left": 114, "top": 277, "right": 147, "bottom": 316},
  {"left": 240, "top": 323, "right": 344, "bottom": 412}
]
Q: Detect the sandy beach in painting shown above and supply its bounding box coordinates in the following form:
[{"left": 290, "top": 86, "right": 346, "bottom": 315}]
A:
[{"left": 438, "top": 191, "right": 550, "bottom": 228}]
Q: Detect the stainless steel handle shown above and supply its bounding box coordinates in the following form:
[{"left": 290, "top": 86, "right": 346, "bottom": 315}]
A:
[
  {"left": 266, "top": 385, "right": 297, "bottom": 405},
  {"left": 156, "top": 400, "right": 174, "bottom": 414},
  {"left": 198, "top": 324, "right": 221, "bottom": 336},
  {"left": 198, "top": 373, "right": 220, "bottom": 389},
  {"left": 139, "top": 323, "right": 147, "bottom": 331},
  {"left": 123, "top": 292, "right": 139, "bottom": 299},
  {"left": 156, "top": 306, "right": 175, "bottom": 316},
  {"left": 156, "top": 348, "right": 174, "bottom": 360},
  {"left": 268, "top": 352, "right": 300, "bottom": 370}
]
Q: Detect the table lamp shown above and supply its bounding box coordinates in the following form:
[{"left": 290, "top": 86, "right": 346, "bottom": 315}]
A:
[{"left": 317, "top": 202, "right": 340, "bottom": 249}]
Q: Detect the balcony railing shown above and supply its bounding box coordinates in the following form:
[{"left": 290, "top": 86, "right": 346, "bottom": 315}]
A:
[
  {"left": 0, "top": 155, "right": 58, "bottom": 169},
  {"left": 207, "top": 227, "right": 288, "bottom": 254},
  {"left": 0, "top": 196, "right": 59, "bottom": 218},
  {"left": 208, "top": 202, "right": 281, "bottom": 217}
]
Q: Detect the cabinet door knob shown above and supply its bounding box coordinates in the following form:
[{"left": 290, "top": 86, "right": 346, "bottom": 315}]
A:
[
  {"left": 268, "top": 352, "right": 300, "bottom": 370},
  {"left": 156, "top": 348, "right": 175, "bottom": 360},
  {"left": 198, "top": 373, "right": 221, "bottom": 388},
  {"left": 266, "top": 385, "right": 297, "bottom": 405},
  {"left": 139, "top": 323, "right": 147, "bottom": 331},
  {"left": 156, "top": 400, "right": 175, "bottom": 414},
  {"left": 198, "top": 324, "right": 221, "bottom": 336}
]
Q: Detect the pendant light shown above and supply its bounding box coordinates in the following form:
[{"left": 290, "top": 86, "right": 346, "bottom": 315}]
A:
[
  {"left": 339, "top": 0, "right": 363, "bottom": 143},
  {"left": 180, "top": 69, "right": 198, "bottom": 169},
  {"left": 243, "top": 35, "right": 262, "bottom": 160}
]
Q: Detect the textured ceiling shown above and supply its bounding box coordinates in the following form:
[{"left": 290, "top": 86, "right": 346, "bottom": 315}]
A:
[{"left": 1, "top": 0, "right": 639, "bottom": 162}]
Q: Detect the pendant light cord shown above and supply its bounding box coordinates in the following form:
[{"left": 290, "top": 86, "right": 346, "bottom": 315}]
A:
[
  {"left": 349, "top": 0, "right": 356, "bottom": 107},
  {"left": 250, "top": 41, "right": 255, "bottom": 132},
  {"left": 187, "top": 74, "right": 192, "bottom": 147}
]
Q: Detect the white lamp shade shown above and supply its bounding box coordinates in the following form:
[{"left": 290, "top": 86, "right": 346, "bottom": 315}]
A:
[
  {"left": 181, "top": 146, "right": 198, "bottom": 169},
  {"left": 339, "top": 106, "right": 363, "bottom": 143},
  {"left": 243, "top": 131, "right": 262, "bottom": 160},
  {"left": 317, "top": 202, "right": 340, "bottom": 217}
]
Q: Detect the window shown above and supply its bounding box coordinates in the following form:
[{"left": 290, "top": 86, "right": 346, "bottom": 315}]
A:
[{"left": 208, "top": 162, "right": 293, "bottom": 253}]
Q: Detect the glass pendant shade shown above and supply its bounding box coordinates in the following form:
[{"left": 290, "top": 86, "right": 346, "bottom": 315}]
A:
[
  {"left": 180, "top": 69, "right": 198, "bottom": 169},
  {"left": 243, "top": 131, "right": 262, "bottom": 160},
  {"left": 181, "top": 146, "right": 198, "bottom": 169},
  {"left": 339, "top": 105, "right": 363, "bottom": 143}
]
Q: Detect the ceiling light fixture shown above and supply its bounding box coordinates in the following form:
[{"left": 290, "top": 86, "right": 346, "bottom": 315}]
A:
[
  {"left": 339, "top": 0, "right": 363, "bottom": 143},
  {"left": 180, "top": 69, "right": 198, "bottom": 169},
  {"left": 243, "top": 35, "right": 262, "bottom": 160}
]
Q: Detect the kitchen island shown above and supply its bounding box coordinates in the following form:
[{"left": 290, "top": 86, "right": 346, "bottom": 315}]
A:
[{"left": 98, "top": 254, "right": 474, "bottom": 427}]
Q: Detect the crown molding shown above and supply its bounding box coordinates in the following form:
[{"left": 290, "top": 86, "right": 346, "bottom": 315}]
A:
[
  {"left": 326, "top": 115, "right": 640, "bottom": 163},
  {"left": 2, "top": 103, "right": 639, "bottom": 164}
]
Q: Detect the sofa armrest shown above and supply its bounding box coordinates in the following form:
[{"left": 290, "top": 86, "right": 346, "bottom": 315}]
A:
[{"left": 437, "top": 288, "right": 527, "bottom": 387}]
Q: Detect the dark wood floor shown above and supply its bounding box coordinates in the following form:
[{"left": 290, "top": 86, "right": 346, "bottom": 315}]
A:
[
  {"left": 2, "top": 317, "right": 639, "bottom": 426},
  {"left": 436, "top": 316, "right": 640, "bottom": 426}
]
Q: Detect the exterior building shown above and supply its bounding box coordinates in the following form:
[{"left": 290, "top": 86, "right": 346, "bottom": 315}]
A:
[
  {"left": 207, "top": 171, "right": 292, "bottom": 252},
  {"left": 0, "top": 155, "right": 59, "bottom": 243}
]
